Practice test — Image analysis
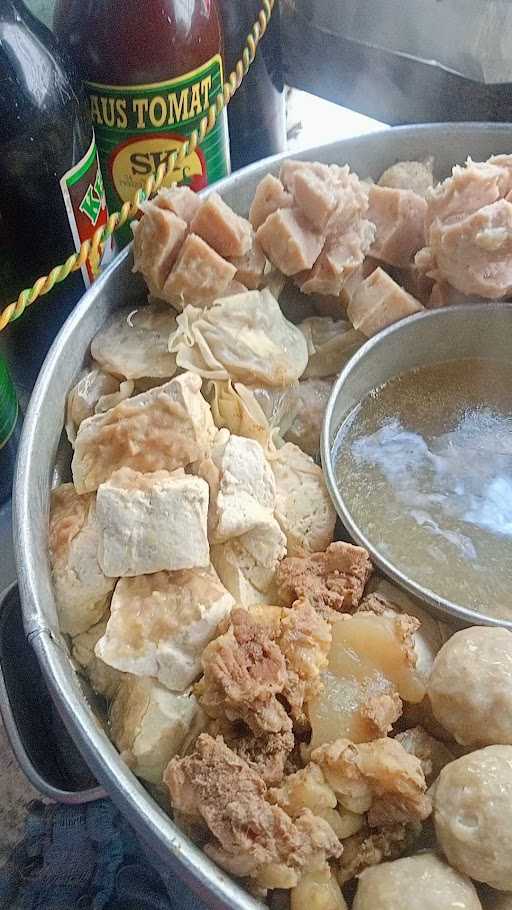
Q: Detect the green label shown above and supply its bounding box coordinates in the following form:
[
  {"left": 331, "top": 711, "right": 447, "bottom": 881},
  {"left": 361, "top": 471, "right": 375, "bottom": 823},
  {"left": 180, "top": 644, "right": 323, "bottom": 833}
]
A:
[
  {"left": 60, "top": 135, "right": 112, "bottom": 285},
  {"left": 0, "top": 357, "right": 18, "bottom": 449},
  {"left": 86, "top": 55, "right": 230, "bottom": 246}
]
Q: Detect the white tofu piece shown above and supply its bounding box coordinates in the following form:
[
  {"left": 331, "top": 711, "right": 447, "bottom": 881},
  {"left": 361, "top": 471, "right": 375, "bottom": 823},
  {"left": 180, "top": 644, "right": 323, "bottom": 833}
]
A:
[
  {"left": 96, "top": 467, "right": 210, "bottom": 577},
  {"left": 49, "top": 484, "right": 116, "bottom": 636},
  {"left": 72, "top": 615, "right": 125, "bottom": 700},
  {"left": 110, "top": 677, "right": 205, "bottom": 784},
  {"left": 269, "top": 442, "right": 336, "bottom": 556},
  {"left": 95, "top": 566, "right": 234, "bottom": 691},
  {"left": 209, "top": 433, "right": 277, "bottom": 542},
  {"left": 211, "top": 514, "right": 287, "bottom": 606},
  {"left": 72, "top": 372, "right": 216, "bottom": 494}
]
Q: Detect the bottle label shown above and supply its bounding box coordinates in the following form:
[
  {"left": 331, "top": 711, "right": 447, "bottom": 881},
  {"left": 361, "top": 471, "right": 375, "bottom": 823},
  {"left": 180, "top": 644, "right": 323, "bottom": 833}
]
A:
[
  {"left": 0, "top": 357, "right": 18, "bottom": 450},
  {"left": 60, "top": 135, "right": 111, "bottom": 286},
  {"left": 86, "top": 55, "right": 230, "bottom": 245}
]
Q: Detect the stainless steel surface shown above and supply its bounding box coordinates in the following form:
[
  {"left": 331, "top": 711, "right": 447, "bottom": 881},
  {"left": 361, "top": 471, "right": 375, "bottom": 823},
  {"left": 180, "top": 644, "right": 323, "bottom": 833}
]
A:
[
  {"left": 0, "top": 501, "right": 15, "bottom": 600},
  {"left": 322, "top": 303, "right": 512, "bottom": 630},
  {"left": 282, "top": 1, "right": 512, "bottom": 123},
  {"left": 0, "top": 583, "right": 104, "bottom": 803},
  {"left": 13, "top": 125, "right": 512, "bottom": 908}
]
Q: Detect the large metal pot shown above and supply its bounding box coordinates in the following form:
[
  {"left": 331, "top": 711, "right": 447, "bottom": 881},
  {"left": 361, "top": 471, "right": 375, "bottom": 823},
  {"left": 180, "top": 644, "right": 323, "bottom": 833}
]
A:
[{"left": 14, "top": 124, "right": 512, "bottom": 909}]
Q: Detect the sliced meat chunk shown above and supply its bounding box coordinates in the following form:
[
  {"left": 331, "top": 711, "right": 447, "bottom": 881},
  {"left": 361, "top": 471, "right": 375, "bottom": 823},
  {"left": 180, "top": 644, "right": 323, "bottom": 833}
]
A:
[
  {"left": 132, "top": 202, "right": 188, "bottom": 295},
  {"left": 249, "top": 173, "right": 293, "bottom": 230},
  {"left": 298, "top": 219, "right": 375, "bottom": 296},
  {"left": 228, "top": 235, "right": 267, "bottom": 289},
  {"left": 292, "top": 167, "right": 339, "bottom": 231},
  {"left": 378, "top": 159, "right": 434, "bottom": 198},
  {"left": 165, "top": 734, "right": 341, "bottom": 885},
  {"left": 153, "top": 185, "right": 201, "bottom": 224},
  {"left": 190, "top": 192, "right": 252, "bottom": 258},
  {"left": 276, "top": 541, "right": 373, "bottom": 614},
  {"left": 425, "top": 158, "right": 510, "bottom": 230},
  {"left": 256, "top": 208, "right": 324, "bottom": 276},
  {"left": 347, "top": 267, "right": 423, "bottom": 337},
  {"left": 162, "top": 233, "right": 236, "bottom": 309},
  {"left": 368, "top": 185, "right": 427, "bottom": 268},
  {"left": 427, "top": 198, "right": 512, "bottom": 298}
]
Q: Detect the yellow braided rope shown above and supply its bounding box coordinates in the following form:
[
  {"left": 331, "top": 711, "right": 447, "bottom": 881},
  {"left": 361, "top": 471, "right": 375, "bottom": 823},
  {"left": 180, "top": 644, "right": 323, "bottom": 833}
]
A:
[{"left": 0, "top": 0, "right": 274, "bottom": 333}]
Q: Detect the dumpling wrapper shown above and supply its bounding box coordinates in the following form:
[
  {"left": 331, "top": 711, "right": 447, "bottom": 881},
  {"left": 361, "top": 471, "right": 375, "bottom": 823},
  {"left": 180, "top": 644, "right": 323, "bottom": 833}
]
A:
[
  {"left": 206, "top": 380, "right": 300, "bottom": 448},
  {"left": 268, "top": 442, "right": 336, "bottom": 556},
  {"left": 168, "top": 289, "right": 309, "bottom": 387},
  {"left": 299, "top": 316, "right": 364, "bottom": 379},
  {"left": 91, "top": 303, "right": 178, "bottom": 380},
  {"left": 49, "top": 484, "right": 116, "bottom": 636},
  {"left": 285, "top": 378, "right": 333, "bottom": 457},
  {"left": 66, "top": 368, "right": 134, "bottom": 444},
  {"left": 96, "top": 566, "right": 234, "bottom": 692},
  {"left": 72, "top": 372, "right": 216, "bottom": 494}
]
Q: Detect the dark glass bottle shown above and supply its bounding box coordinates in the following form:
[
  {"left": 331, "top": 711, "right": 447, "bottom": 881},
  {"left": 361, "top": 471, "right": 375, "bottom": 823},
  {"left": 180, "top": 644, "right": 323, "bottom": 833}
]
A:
[
  {"left": 0, "top": 0, "right": 109, "bottom": 406},
  {"left": 218, "top": 0, "right": 286, "bottom": 170},
  {"left": 0, "top": 355, "right": 21, "bottom": 505},
  {"left": 54, "top": 0, "right": 230, "bottom": 247}
]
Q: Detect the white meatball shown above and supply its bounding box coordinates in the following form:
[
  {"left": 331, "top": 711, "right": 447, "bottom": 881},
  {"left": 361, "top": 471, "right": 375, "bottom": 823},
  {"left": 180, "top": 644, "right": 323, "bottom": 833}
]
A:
[
  {"left": 428, "top": 627, "right": 512, "bottom": 746},
  {"left": 353, "top": 853, "right": 482, "bottom": 910},
  {"left": 434, "top": 746, "right": 512, "bottom": 891}
]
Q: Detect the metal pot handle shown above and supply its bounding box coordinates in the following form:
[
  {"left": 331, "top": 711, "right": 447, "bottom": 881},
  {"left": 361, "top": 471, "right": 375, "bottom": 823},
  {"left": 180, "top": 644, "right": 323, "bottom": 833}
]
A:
[{"left": 0, "top": 583, "right": 105, "bottom": 804}]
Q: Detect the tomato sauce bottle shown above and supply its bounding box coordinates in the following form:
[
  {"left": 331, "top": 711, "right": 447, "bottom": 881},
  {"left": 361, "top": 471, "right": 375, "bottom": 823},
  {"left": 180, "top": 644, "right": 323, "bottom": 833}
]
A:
[
  {"left": 0, "top": 0, "right": 109, "bottom": 404},
  {"left": 54, "top": 0, "right": 231, "bottom": 246}
]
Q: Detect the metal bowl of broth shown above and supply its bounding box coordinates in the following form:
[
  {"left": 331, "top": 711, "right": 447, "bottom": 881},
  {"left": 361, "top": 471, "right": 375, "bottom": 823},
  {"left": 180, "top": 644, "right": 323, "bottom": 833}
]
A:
[{"left": 322, "top": 302, "right": 512, "bottom": 629}]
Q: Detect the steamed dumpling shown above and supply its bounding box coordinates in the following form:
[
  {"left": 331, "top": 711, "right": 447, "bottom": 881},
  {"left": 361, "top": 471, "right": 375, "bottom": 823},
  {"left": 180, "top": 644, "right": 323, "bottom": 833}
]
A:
[
  {"left": 91, "top": 303, "right": 178, "bottom": 380},
  {"left": 168, "top": 289, "right": 309, "bottom": 387},
  {"left": 299, "top": 316, "right": 364, "bottom": 379}
]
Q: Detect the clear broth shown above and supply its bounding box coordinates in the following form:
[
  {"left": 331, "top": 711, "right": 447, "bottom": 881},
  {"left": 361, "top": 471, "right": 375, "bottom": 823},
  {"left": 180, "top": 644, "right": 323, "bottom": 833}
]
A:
[{"left": 334, "top": 357, "right": 512, "bottom": 619}]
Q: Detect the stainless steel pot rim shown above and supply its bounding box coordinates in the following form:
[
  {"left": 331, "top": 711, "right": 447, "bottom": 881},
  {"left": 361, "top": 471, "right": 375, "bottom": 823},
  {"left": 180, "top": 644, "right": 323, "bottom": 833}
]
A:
[{"left": 321, "top": 301, "right": 512, "bottom": 631}]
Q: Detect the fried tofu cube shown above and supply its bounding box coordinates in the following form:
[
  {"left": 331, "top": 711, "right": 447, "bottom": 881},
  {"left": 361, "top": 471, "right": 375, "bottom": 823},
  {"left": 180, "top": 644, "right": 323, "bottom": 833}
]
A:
[
  {"left": 96, "top": 467, "right": 210, "bottom": 577},
  {"left": 110, "top": 677, "right": 205, "bottom": 784},
  {"left": 49, "top": 484, "right": 116, "bottom": 636},
  {"left": 190, "top": 192, "right": 253, "bottom": 258},
  {"left": 347, "top": 267, "right": 423, "bottom": 337},
  {"left": 95, "top": 566, "right": 234, "bottom": 691},
  {"left": 162, "top": 233, "right": 236, "bottom": 308}
]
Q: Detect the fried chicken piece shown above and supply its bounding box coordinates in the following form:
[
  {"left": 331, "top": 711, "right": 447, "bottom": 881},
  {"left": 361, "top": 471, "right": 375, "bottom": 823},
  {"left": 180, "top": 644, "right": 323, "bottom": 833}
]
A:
[
  {"left": 269, "top": 762, "right": 337, "bottom": 818},
  {"left": 335, "top": 822, "right": 419, "bottom": 885},
  {"left": 199, "top": 608, "right": 292, "bottom": 735},
  {"left": 279, "top": 599, "right": 332, "bottom": 725},
  {"left": 362, "top": 691, "right": 403, "bottom": 739},
  {"left": 395, "top": 726, "right": 455, "bottom": 785},
  {"left": 165, "top": 734, "right": 342, "bottom": 885},
  {"left": 312, "top": 738, "right": 431, "bottom": 826},
  {"left": 276, "top": 542, "right": 373, "bottom": 615},
  {"left": 209, "top": 721, "right": 295, "bottom": 786}
]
